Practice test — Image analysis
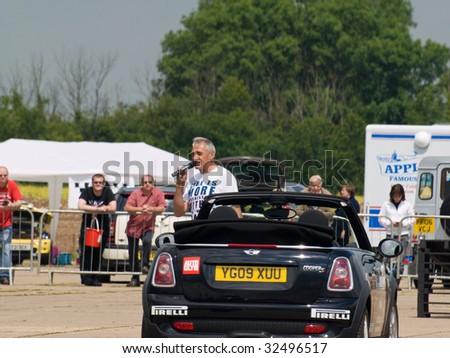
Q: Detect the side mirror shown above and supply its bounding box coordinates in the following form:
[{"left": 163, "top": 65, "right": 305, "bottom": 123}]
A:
[
  {"left": 154, "top": 233, "right": 175, "bottom": 248},
  {"left": 377, "top": 238, "right": 404, "bottom": 258}
]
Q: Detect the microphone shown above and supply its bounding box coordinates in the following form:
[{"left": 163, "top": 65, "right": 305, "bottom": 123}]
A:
[{"left": 171, "top": 161, "right": 198, "bottom": 177}]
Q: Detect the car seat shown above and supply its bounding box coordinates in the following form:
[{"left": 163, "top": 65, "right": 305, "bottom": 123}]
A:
[
  {"left": 297, "top": 209, "right": 329, "bottom": 228},
  {"left": 209, "top": 206, "right": 238, "bottom": 220}
]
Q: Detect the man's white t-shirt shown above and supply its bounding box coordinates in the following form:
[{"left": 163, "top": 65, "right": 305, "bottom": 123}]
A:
[{"left": 183, "top": 166, "right": 238, "bottom": 219}]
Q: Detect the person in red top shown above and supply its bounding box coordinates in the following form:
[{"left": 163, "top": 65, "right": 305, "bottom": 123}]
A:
[
  {"left": 124, "top": 175, "right": 166, "bottom": 287},
  {"left": 0, "top": 166, "right": 23, "bottom": 285}
]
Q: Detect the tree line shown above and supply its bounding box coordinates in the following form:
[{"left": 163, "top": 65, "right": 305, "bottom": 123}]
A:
[{"left": 1, "top": 0, "right": 449, "bottom": 194}]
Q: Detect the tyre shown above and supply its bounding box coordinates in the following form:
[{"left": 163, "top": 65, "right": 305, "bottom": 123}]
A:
[
  {"left": 141, "top": 315, "right": 165, "bottom": 338},
  {"left": 439, "top": 195, "right": 450, "bottom": 237},
  {"left": 385, "top": 304, "right": 399, "bottom": 338},
  {"left": 356, "top": 308, "right": 369, "bottom": 338},
  {"left": 40, "top": 244, "right": 52, "bottom": 265},
  {"left": 99, "top": 275, "right": 111, "bottom": 283}
]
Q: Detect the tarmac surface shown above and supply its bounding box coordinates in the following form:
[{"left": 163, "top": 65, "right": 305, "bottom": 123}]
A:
[{"left": 1, "top": 269, "right": 450, "bottom": 338}]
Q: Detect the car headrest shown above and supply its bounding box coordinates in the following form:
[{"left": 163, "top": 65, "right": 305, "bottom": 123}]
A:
[
  {"left": 297, "top": 209, "right": 329, "bottom": 228},
  {"left": 208, "top": 206, "right": 238, "bottom": 220}
]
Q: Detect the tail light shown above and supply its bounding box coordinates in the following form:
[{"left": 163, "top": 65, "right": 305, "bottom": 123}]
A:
[
  {"left": 304, "top": 324, "right": 327, "bottom": 334},
  {"left": 173, "top": 321, "right": 194, "bottom": 331},
  {"left": 327, "top": 257, "right": 353, "bottom": 291},
  {"left": 152, "top": 253, "right": 176, "bottom": 287}
]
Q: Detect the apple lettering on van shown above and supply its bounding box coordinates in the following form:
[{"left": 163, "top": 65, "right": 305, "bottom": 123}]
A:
[{"left": 376, "top": 152, "right": 419, "bottom": 178}]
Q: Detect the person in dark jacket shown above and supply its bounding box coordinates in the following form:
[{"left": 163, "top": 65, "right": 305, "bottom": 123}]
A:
[{"left": 78, "top": 173, "right": 116, "bottom": 287}]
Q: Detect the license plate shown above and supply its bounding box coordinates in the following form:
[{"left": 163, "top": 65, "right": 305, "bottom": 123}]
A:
[
  {"left": 414, "top": 217, "right": 435, "bottom": 233},
  {"left": 215, "top": 265, "right": 287, "bottom": 282},
  {"left": 11, "top": 244, "right": 32, "bottom": 251}
]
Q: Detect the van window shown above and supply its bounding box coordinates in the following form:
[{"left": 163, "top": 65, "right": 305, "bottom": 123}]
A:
[
  {"left": 441, "top": 168, "right": 450, "bottom": 199},
  {"left": 418, "top": 172, "right": 433, "bottom": 200}
]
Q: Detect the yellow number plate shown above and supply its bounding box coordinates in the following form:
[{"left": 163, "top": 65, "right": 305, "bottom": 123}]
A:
[
  {"left": 414, "top": 217, "right": 435, "bottom": 233},
  {"left": 215, "top": 265, "right": 287, "bottom": 283}
]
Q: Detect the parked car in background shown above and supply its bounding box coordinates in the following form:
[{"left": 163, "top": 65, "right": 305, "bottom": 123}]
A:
[
  {"left": 101, "top": 185, "right": 190, "bottom": 272},
  {"left": 11, "top": 204, "right": 53, "bottom": 265},
  {"left": 217, "top": 156, "right": 285, "bottom": 192},
  {"left": 285, "top": 181, "right": 305, "bottom": 193},
  {"left": 142, "top": 191, "right": 402, "bottom": 338}
]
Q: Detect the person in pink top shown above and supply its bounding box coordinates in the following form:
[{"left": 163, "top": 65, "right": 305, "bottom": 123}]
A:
[
  {"left": 0, "top": 166, "right": 23, "bottom": 285},
  {"left": 124, "top": 175, "right": 166, "bottom": 287}
]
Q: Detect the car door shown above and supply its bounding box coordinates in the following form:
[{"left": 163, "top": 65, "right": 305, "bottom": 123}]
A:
[{"left": 362, "top": 253, "right": 389, "bottom": 336}]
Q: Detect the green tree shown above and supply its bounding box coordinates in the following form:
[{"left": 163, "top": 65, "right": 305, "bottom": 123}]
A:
[{"left": 155, "top": 0, "right": 450, "bottom": 190}]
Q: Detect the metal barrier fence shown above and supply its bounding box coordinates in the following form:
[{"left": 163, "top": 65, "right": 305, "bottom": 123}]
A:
[
  {"left": 1, "top": 206, "right": 46, "bottom": 285},
  {"left": 359, "top": 213, "right": 450, "bottom": 289},
  {"left": 1, "top": 206, "right": 189, "bottom": 285},
  {"left": 34, "top": 209, "right": 190, "bottom": 285},
  {"left": 6, "top": 208, "right": 450, "bottom": 287}
]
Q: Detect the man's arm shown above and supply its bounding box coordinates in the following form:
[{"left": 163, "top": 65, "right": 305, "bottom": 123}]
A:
[
  {"left": 78, "top": 198, "right": 97, "bottom": 212},
  {"left": 173, "top": 175, "right": 189, "bottom": 217}
]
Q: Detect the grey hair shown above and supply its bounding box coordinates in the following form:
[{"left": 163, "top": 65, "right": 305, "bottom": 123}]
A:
[{"left": 193, "top": 137, "right": 215, "bottom": 154}]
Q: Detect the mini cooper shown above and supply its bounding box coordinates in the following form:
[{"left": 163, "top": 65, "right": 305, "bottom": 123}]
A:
[{"left": 142, "top": 192, "right": 402, "bottom": 338}]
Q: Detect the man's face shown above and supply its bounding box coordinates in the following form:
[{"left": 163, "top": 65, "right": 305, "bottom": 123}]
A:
[
  {"left": 0, "top": 168, "right": 8, "bottom": 188},
  {"left": 191, "top": 142, "right": 214, "bottom": 171},
  {"left": 141, "top": 176, "right": 154, "bottom": 191},
  {"left": 92, "top": 176, "right": 105, "bottom": 190},
  {"left": 308, "top": 180, "right": 322, "bottom": 194}
]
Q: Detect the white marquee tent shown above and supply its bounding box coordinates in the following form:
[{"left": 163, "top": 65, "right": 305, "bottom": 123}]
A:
[{"left": 0, "top": 138, "right": 189, "bottom": 211}]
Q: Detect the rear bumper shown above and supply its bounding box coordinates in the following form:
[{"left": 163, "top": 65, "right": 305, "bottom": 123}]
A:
[{"left": 143, "top": 293, "right": 363, "bottom": 338}]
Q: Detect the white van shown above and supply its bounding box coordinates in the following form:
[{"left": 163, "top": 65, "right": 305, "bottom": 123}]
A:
[
  {"left": 363, "top": 124, "right": 450, "bottom": 246},
  {"left": 414, "top": 156, "right": 450, "bottom": 241}
]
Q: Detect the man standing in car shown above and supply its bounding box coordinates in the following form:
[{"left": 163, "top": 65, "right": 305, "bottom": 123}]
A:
[
  {"left": 173, "top": 137, "right": 241, "bottom": 219},
  {"left": 296, "top": 175, "right": 334, "bottom": 218},
  {"left": 0, "top": 166, "right": 22, "bottom": 285},
  {"left": 124, "top": 175, "right": 166, "bottom": 287}
]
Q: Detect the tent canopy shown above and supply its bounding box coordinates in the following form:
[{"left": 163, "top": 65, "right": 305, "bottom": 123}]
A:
[{"left": 0, "top": 138, "right": 189, "bottom": 210}]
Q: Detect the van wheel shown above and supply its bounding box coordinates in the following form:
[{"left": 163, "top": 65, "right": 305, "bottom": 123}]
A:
[{"left": 439, "top": 195, "right": 450, "bottom": 237}]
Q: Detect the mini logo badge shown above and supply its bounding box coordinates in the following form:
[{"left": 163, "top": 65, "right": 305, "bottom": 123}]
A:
[
  {"left": 183, "top": 256, "right": 200, "bottom": 274},
  {"left": 244, "top": 249, "right": 260, "bottom": 256}
]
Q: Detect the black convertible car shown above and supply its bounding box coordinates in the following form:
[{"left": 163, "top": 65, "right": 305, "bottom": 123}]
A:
[{"left": 142, "top": 192, "right": 402, "bottom": 338}]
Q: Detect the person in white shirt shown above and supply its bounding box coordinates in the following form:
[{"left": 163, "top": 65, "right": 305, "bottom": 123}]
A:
[
  {"left": 174, "top": 137, "right": 241, "bottom": 219},
  {"left": 378, "top": 184, "right": 415, "bottom": 281},
  {"left": 379, "top": 184, "right": 415, "bottom": 236}
]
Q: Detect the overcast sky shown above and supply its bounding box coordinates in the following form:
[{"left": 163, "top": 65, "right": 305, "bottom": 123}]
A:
[{"left": 0, "top": 0, "right": 449, "bottom": 104}]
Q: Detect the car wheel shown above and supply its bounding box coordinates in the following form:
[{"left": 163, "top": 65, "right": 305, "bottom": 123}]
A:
[
  {"left": 439, "top": 195, "right": 450, "bottom": 237},
  {"left": 385, "top": 304, "right": 399, "bottom": 338},
  {"left": 356, "top": 308, "right": 369, "bottom": 338},
  {"left": 141, "top": 316, "right": 150, "bottom": 338},
  {"left": 40, "top": 244, "right": 52, "bottom": 265},
  {"left": 141, "top": 315, "right": 164, "bottom": 338},
  {"left": 99, "top": 275, "right": 111, "bottom": 283}
]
